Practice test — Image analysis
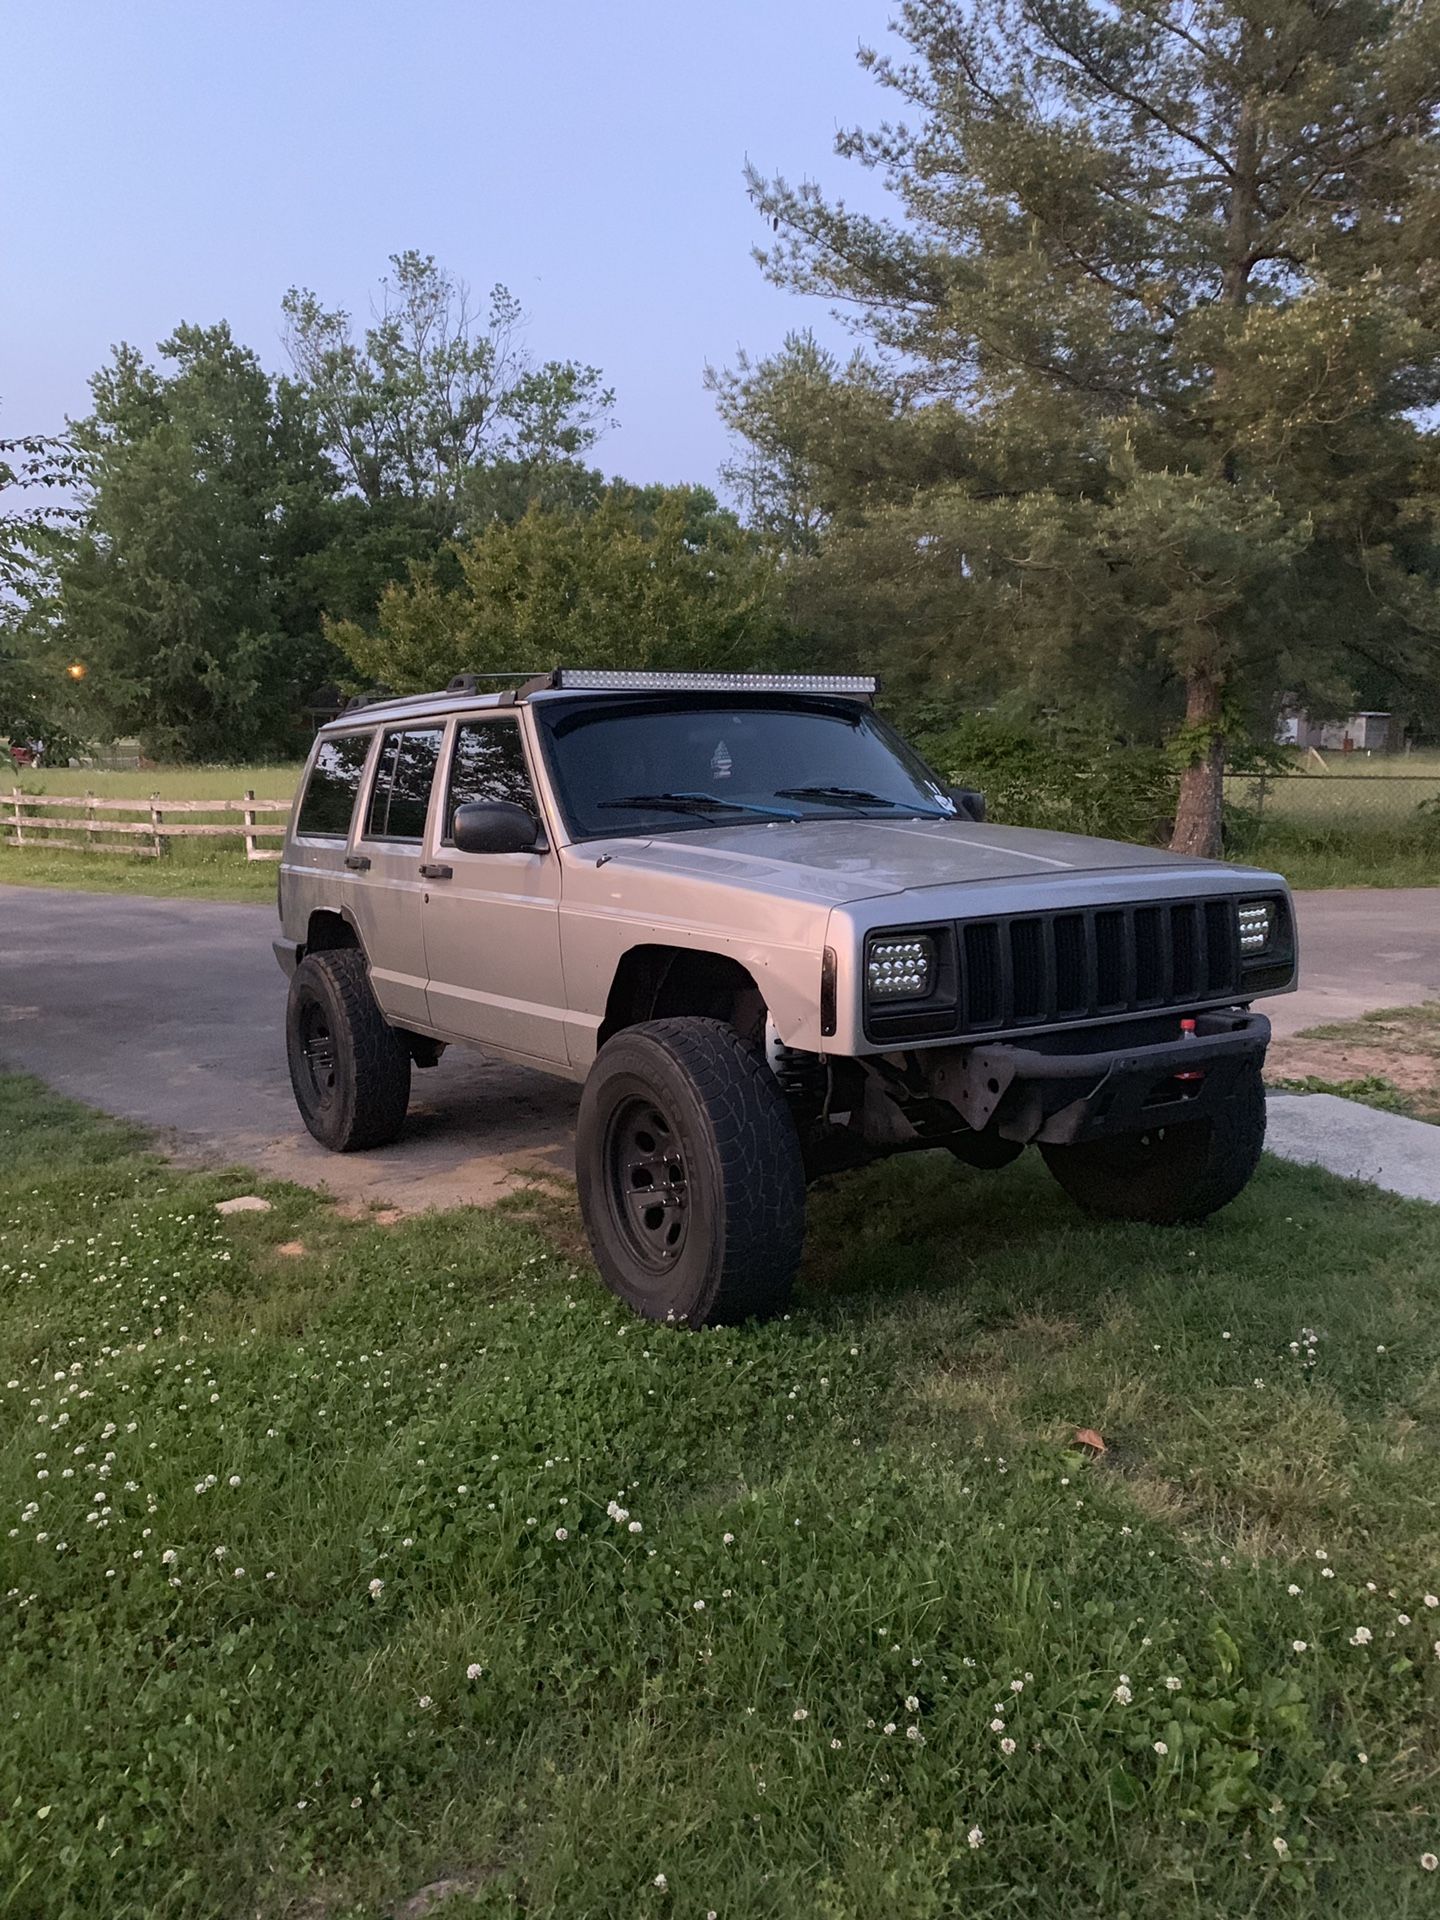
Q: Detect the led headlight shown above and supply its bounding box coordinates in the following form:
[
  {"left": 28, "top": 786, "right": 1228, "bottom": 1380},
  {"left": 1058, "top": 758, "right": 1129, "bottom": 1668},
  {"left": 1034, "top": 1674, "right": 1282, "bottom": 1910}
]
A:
[
  {"left": 866, "top": 934, "right": 936, "bottom": 1001},
  {"left": 1238, "top": 899, "right": 1275, "bottom": 957}
]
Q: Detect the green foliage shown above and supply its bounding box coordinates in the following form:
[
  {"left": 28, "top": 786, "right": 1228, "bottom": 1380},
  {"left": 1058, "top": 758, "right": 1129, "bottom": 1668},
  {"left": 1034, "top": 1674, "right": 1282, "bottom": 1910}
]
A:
[
  {"left": 724, "top": 1, "right": 1440, "bottom": 850},
  {"left": 282, "top": 252, "right": 613, "bottom": 528},
  {"left": 914, "top": 711, "right": 1177, "bottom": 843},
  {"left": 5, "top": 1079, "right": 1440, "bottom": 1915},
  {"left": 334, "top": 485, "right": 801, "bottom": 693},
  {"left": 56, "top": 324, "right": 345, "bottom": 761}
]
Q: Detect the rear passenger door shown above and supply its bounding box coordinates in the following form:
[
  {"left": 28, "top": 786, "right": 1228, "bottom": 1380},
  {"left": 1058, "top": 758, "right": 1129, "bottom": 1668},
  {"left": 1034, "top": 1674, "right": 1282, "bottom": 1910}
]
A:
[
  {"left": 346, "top": 725, "right": 444, "bottom": 1029},
  {"left": 421, "top": 716, "right": 568, "bottom": 1062}
]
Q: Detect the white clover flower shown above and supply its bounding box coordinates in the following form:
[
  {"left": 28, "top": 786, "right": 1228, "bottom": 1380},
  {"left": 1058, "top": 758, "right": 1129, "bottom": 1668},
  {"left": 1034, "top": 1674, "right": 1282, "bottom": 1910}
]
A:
[
  {"left": 1293, "top": 1640, "right": 1308, "bottom": 1653},
  {"left": 882, "top": 1722, "right": 896, "bottom": 1736},
  {"left": 830, "top": 1738, "right": 842, "bottom": 1750},
  {"left": 989, "top": 1717, "right": 1006, "bottom": 1733},
  {"left": 161, "top": 1549, "right": 177, "bottom": 1566},
  {"left": 652, "top": 1873, "right": 667, "bottom": 1891},
  {"left": 1349, "top": 1626, "right": 1373, "bottom": 1646},
  {"left": 1421, "top": 1853, "right": 1437, "bottom": 1872},
  {"left": 554, "top": 1528, "right": 568, "bottom": 1542},
  {"left": 1398, "top": 1612, "right": 1411, "bottom": 1626},
  {"left": 1000, "top": 1737, "right": 1016, "bottom": 1755},
  {"left": 1113, "top": 1683, "right": 1133, "bottom": 1705},
  {"left": 1321, "top": 1567, "right": 1335, "bottom": 1579},
  {"left": 368, "top": 1578, "right": 384, "bottom": 1598},
  {"left": 967, "top": 1825, "right": 984, "bottom": 1849},
  {"left": 723, "top": 1532, "right": 734, "bottom": 1545},
  {"left": 629, "top": 1520, "right": 643, "bottom": 1534},
  {"left": 466, "top": 1663, "right": 483, "bottom": 1680},
  {"left": 1272, "top": 1836, "right": 1289, "bottom": 1860},
  {"left": 228, "top": 1475, "right": 241, "bottom": 1488},
  {"left": 1153, "top": 1740, "right": 1168, "bottom": 1755},
  {"left": 792, "top": 1706, "right": 808, "bottom": 1721},
  {"left": 1164, "top": 1676, "right": 1182, "bottom": 1691},
  {"left": 1287, "top": 1584, "right": 1301, "bottom": 1596},
  {"left": 905, "top": 1695, "right": 919, "bottom": 1712},
  {"left": 418, "top": 1695, "right": 432, "bottom": 1709},
  {"left": 692, "top": 1599, "right": 705, "bottom": 1612},
  {"left": 1424, "top": 1595, "right": 1438, "bottom": 1610}
]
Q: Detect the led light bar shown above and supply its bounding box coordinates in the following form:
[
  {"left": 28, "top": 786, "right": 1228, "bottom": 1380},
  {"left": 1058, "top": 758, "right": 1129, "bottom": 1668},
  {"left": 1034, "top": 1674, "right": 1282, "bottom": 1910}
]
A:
[{"left": 550, "top": 670, "right": 879, "bottom": 695}]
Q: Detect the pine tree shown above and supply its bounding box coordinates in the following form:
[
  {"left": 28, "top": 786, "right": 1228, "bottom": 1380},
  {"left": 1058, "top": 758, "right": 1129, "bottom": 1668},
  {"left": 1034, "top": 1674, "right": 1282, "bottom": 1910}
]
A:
[{"left": 734, "top": 1, "right": 1440, "bottom": 853}]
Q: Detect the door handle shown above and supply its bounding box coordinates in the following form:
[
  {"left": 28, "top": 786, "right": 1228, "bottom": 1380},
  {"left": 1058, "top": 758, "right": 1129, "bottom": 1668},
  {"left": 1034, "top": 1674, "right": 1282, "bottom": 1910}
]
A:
[
  {"left": 344, "top": 853, "right": 371, "bottom": 871},
  {"left": 418, "top": 862, "right": 453, "bottom": 880}
]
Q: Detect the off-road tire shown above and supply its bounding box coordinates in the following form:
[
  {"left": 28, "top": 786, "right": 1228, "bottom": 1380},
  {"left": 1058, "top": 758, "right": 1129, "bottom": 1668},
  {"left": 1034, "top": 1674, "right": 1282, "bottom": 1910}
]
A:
[
  {"left": 1040, "top": 1059, "right": 1266, "bottom": 1226},
  {"left": 286, "top": 950, "right": 412, "bottom": 1152},
  {"left": 576, "top": 1017, "right": 806, "bottom": 1327}
]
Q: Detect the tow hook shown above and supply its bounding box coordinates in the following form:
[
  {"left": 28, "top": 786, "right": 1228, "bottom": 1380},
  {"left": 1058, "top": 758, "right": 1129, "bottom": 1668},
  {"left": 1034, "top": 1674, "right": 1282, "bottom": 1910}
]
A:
[{"left": 1175, "top": 1017, "right": 1206, "bottom": 1084}]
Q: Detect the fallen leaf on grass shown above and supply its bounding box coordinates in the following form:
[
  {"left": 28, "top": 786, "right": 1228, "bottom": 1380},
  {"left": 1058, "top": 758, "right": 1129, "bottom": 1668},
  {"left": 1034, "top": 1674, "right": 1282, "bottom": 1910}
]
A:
[{"left": 1075, "top": 1427, "right": 1107, "bottom": 1453}]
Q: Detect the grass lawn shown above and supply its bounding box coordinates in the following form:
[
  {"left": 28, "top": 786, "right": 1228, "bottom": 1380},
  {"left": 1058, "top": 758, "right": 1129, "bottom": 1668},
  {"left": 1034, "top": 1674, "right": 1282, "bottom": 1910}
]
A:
[{"left": 3, "top": 1078, "right": 1438, "bottom": 1917}]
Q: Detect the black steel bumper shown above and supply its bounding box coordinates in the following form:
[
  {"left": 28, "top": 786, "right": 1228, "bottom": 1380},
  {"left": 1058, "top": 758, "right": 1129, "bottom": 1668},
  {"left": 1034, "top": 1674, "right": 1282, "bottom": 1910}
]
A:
[{"left": 925, "top": 1009, "right": 1271, "bottom": 1147}]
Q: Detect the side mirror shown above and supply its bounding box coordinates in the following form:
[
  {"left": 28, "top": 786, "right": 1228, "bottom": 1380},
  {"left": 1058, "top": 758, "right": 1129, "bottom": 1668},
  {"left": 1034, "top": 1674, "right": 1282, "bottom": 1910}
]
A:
[
  {"left": 946, "top": 786, "right": 986, "bottom": 823},
  {"left": 451, "top": 800, "right": 541, "bottom": 855}
]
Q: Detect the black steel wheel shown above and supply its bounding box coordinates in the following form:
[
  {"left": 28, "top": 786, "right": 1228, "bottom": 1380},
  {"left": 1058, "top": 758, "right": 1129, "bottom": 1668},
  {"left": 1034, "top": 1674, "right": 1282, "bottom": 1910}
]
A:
[
  {"left": 603, "top": 1094, "right": 693, "bottom": 1271},
  {"left": 577, "top": 1017, "right": 806, "bottom": 1326},
  {"left": 285, "top": 949, "right": 411, "bottom": 1152}
]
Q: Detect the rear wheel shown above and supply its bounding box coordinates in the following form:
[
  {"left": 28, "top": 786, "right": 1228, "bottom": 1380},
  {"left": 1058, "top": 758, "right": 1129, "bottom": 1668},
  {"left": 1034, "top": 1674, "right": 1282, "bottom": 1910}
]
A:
[
  {"left": 577, "top": 1017, "right": 806, "bottom": 1326},
  {"left": 1040, "top": 1060, "right": 1266, "bottom": 1225},
  {"left": 285, "top": 949, "right": 411, "bottom": 1151}
]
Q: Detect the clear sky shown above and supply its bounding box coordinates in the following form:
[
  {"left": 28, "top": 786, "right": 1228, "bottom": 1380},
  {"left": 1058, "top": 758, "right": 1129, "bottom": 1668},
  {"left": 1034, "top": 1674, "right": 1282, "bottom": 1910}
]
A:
[{"left": 2, "top": 0, "right": 898, "bottom": 492}]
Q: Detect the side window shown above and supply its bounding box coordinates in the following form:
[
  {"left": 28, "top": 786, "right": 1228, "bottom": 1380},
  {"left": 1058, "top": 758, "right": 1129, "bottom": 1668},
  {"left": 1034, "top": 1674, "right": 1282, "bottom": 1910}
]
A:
[
  {"left": 295, "top": 733, "right": 372, "bottom": 838},
  {"left": 443, "top": 721, "right": 539, "bottom": 843},
  {"left": 363, "top": 727, "right": 443, "bottom": 842}
]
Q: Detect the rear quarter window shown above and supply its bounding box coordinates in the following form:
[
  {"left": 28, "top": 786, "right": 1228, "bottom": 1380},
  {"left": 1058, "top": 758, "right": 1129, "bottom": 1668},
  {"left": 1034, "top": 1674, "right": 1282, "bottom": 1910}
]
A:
[{"left": 295, "top": 733, "right": 373, "bottom": 838}]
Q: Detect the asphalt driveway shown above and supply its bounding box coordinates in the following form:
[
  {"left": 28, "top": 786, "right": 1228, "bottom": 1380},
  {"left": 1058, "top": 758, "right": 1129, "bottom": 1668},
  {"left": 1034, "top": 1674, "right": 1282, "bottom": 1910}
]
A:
[
  {"left": 1, "top": 883, "right": 1437, "bottom": 1210},
  {"left": 0, "top": 885, "right": 578, "bottom": 1209}
]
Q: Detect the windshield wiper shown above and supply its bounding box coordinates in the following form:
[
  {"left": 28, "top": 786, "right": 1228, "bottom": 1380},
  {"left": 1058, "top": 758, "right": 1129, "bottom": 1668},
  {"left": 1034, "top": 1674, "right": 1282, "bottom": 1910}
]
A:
[
  {"left": 599, "top": 790, "right": 803, "bottom": 821},
  {"left": 777, "top": 784, "right": 950, "bottom": 818}
]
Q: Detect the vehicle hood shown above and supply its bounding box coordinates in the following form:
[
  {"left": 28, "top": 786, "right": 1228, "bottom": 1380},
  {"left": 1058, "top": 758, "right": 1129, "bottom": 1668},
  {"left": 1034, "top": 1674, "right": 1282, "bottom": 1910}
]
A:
[{"left": 578, "top": 817, "right": 1238, "bottom": 906}]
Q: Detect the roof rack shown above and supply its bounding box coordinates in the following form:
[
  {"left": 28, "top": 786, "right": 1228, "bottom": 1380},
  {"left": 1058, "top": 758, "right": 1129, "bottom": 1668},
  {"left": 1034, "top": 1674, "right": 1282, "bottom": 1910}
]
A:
[
  {"left": 340, "top": 687, "right": 395, "bottom": 712},
  {"left": 445, "top": 672, "right": 546, "bottom": 695}
]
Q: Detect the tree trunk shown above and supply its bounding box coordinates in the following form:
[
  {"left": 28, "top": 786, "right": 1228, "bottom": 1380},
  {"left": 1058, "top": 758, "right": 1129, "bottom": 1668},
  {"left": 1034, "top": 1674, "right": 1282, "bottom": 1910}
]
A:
[{"left": 1170, "top": 669, "right": 1226, "bottom": 859}]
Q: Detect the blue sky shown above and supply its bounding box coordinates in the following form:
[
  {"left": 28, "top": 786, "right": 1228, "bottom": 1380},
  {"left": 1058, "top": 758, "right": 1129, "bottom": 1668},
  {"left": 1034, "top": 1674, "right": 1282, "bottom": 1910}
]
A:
[{"left": 2, "top": 0, "right": 898, "bottom": 492}]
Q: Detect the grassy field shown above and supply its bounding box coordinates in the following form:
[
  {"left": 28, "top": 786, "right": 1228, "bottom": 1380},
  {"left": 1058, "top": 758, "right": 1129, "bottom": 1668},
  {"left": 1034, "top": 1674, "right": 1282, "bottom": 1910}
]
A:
[
  {"left": 1225, "top": 753, "right": 1439, "bottom": 889},
  {"left": 6, "top": 763, "right": 303, "bottom": 801},
  {"left": 1, "top": 764, "right": 302, "bottom": 900},
  {"left": 3, "top": 1076, "right": 1439, "bottom": 1918}
]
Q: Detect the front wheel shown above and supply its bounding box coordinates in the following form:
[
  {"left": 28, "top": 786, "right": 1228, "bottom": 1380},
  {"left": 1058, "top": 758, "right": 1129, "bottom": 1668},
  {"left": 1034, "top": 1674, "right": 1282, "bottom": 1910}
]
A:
[
  {"left": 285, "top": 949, "right": 412, "bottom": 1151},
  {"left": 576, "top": 1018, "right": 806, "bottom": 1326},
  {"left": 1040, "top": 1060, "right": 1266, "bottom": 1226}
]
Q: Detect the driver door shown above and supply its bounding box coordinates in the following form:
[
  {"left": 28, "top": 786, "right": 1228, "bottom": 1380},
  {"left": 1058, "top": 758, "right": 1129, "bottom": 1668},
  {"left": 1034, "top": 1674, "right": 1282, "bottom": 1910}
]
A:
[{"left": 421, "top": 716, "right": 568, "bottom": 1062}]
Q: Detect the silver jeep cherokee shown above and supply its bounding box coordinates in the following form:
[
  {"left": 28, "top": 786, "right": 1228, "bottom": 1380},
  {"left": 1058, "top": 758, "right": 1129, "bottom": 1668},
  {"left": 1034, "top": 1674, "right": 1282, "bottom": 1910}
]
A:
[{"left": 275, "top": 670, "right": 1296, "bottom": 1325}]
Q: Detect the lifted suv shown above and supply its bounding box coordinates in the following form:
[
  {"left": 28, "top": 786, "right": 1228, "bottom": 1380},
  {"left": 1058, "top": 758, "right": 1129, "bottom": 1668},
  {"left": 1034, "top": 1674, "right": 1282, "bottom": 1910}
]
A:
[{"left": 276, "top": 670, "right": 1296, "bottom": 1325}]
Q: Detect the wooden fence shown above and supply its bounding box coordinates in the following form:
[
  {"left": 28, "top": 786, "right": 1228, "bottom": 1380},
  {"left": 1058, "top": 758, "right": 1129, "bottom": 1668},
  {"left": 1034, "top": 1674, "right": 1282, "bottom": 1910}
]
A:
[{"left": 4, "top": 789, "right": 290, "bottom": 861}]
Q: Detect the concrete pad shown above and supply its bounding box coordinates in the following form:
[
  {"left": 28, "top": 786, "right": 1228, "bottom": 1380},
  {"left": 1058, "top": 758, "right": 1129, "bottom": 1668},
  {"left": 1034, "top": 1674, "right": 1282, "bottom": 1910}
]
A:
[{"left": 1266, "top": 1092, "right": 1440, "bottom": 1204}]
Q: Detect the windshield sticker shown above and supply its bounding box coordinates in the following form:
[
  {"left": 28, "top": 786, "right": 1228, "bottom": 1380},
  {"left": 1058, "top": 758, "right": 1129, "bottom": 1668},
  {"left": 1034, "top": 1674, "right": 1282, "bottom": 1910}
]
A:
[{"left": 710, "top": 739, "right": 733, "bottom": 780}]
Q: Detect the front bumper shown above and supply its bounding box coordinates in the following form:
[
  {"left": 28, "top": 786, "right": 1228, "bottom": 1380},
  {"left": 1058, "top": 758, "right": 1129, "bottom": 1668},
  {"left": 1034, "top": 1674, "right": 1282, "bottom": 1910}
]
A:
[{"left": 923, "top": 1009, "right": 1270, "bottom": 1147}]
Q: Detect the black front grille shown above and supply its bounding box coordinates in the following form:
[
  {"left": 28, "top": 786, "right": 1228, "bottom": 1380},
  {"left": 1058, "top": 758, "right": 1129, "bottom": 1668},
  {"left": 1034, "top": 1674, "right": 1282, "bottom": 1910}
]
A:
[{"left": 954, "top": 898, "right": 1240, "bottom": 1035}]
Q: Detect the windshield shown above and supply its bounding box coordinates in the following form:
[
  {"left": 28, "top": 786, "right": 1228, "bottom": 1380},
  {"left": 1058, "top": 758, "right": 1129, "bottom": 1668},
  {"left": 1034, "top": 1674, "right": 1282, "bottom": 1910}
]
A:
[{"left": 534, "top": 694, "right": 956, "bottom": 840}]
